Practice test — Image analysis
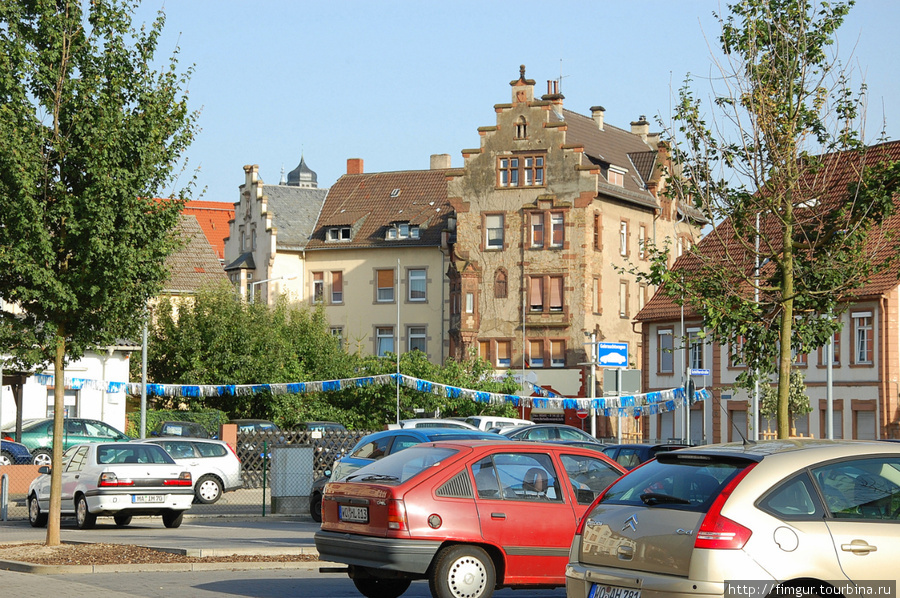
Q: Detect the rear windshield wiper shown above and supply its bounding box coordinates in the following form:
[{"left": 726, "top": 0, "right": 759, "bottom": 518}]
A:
[
  {"left": 640, "top": 492, "right": 691, "bottom": 505},
  {"left": 347, "top": 473, "right": 400, "bottom": 482}
]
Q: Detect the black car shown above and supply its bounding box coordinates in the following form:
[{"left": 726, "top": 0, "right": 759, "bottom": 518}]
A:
[{"left": 601, "top": 442, "right": 691, "bottom": 469}]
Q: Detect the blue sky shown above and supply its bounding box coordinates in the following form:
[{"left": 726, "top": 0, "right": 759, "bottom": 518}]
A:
[{"left": 133, "top": 1, "right": 900, "bottom": 203}]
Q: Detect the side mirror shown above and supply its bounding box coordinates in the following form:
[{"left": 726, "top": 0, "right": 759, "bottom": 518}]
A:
[{"left": 38, "top": 466, "right": 51, "bottom": 474}]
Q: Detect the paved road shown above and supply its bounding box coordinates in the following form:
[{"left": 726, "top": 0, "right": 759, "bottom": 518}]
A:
[{"left": 2, "top": 566, "right": 567, "bottom": 598}]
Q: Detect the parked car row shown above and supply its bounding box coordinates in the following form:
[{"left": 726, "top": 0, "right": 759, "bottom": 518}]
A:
[{"left": 314, "top": 437, "right": 900, "bottom": 598}]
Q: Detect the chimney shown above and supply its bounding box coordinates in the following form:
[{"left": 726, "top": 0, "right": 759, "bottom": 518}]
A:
[
  {"left": 631, "top": 115, "right": 650, "bottom": 141},
  {"left": 347, "top": 158, "right": 364, "bottom": 175},
  {"left": 430, "top": 154, "right": 451, "bottom": 170},
  {"left": 590, "top": 106, "right": 605, "bottom": 131}
]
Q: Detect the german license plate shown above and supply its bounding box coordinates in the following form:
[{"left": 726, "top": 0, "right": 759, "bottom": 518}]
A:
[
  {"left": 132, "top": 495, "right": 165, "bottom": 503},
  {"left": 589, "top": 584, "right": 641, "bottom": 598},
  {"left": 339, "top": 505, "right": 368, "bottom": 523}
]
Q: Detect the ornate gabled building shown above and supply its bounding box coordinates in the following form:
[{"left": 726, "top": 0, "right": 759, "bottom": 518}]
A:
[
  {"left": 446, "top": 66, "right": 703, "bottom": 429},
  {"left": 223, "top": 157, "right": 328, "bottom": 303}
]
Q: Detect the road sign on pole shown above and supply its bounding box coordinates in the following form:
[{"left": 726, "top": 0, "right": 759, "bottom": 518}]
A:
[{"left": 596, "top": 342, "right": 628, "bottom": 368}]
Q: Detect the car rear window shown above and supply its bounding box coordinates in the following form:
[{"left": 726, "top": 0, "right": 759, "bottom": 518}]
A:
[
  {"left": 600, "top": 456, "right": 750, "bottom": 511},
  {"left": 344, "top": 446, "right": 459, "bottom": 485},
  {"left": 196, "top": 442, "right": 227, "bottom": 458},
  {"left": 97, "top": 444, "right": 174, "bottom": 465}
]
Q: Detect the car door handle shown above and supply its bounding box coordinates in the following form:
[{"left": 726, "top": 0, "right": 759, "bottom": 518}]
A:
[
  {"left": 491, "top": 513, "right": 506, "bottom": 519},
  {"left": 841, "top": 540, "right": 877, "bottom": 554}
]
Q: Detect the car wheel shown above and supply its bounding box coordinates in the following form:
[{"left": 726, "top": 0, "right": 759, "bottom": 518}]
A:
[
  {"left": 429, "top": 545, "right": 495, "bottom": 598},
  {"left": 162, "top": 510, "right": 184, "bottom": 528},
  {"left": 309, "top": 491, "right": 322, "bottom": 523},
  {"left": 76, "top": 495, "right": 96, "bottom": 529},
  {"left": 351, "top": 577, "right": 412, "bottom": 598},
  {"left": 0, "top": 450, "right": 13, "bottom": 466},
  {"left": 31, "top": 449, "right": 52, "bottom": 467},
  {"left": 28, "top": 493, "right": 47, "bottom": 528},
  {"left": 114, "top": 514, "right": 132, "bottom": 527},
  {"left": 194, "top": 475, "right": 223, "bottom": 504}
]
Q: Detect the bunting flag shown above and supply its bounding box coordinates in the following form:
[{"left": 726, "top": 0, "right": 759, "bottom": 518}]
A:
[{"left": 32, "top": 371, "right": 711, "bottom": 418}]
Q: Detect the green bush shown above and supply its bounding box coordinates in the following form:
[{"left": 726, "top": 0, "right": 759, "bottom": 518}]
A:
[{"left": 125, "top": 409, "right": 229, "bottom": 438}]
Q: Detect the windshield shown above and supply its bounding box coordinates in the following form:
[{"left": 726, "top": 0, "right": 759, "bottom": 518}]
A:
[
  {"left": 600, "top": 457, "right": 748, "bottom": 511},
  {"left": 345, "top": 446, "right": 459, "bottom": 484}
]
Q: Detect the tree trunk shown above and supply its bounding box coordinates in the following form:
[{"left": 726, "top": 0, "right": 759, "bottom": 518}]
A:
[
  {"left": 45, "top": 329, "right": 66, "bottom": 546},
  {"left": 777, "top": 204, "right": 795, "bottom": 439}
]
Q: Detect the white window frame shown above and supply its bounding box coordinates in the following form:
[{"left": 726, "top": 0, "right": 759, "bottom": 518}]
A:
[
  {"left": 408, "top": 269, "right": 427, "bottom": 302},
  {"left": 408, "top": 326, "right": 427, "bottom": 353},
  {"left": 376, "top": 327, "right": 394, "bottom": 357}
]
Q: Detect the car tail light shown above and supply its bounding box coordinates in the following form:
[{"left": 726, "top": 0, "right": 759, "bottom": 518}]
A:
[
  {"left": 164, "top": 472, "right": 193, "bottom": 486},
  {"left": 387, "top": 499, "right": 407, "bottom": 531},
  {"left": 99, "top": 473, "right": 134, "bottom": 487},
  {"left": 694, "top": 463, "right": 757, "bottom": 550}
]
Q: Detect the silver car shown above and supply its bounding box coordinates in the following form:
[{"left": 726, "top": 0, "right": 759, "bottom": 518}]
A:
[
  {"left": 566, "top": 439, "right": 900, "bottom": 598},
  {"left": 142, "top": 438, "right": 242, "bottom": 504},
  {"left": 27, "top": 442, "right": 193, "bottom": 529}
]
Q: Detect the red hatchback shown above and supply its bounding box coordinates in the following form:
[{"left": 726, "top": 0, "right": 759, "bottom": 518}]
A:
[{"left": 315, "top": 439, "right": 626, "bottom": 598}]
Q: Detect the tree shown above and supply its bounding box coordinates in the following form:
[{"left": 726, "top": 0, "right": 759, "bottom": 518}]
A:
[
  {"left": 144, "top": 285, "right": 520, "bottom": 430},
  {"left": 760, "top": 369, "right": 812, "bottom": 435},
  {"left": 0, "top": 0, "right": 198, "bottom": 544},
  {"left": 643, "top": 0, "right": 899, "bottom": 438}
]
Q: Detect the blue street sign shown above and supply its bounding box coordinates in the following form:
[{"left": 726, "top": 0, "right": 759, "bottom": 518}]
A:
[
  {"left": 597, "top": 342, "right": 628, "bottom": 368},
  {"left": 690, "top": 368, "right": 710, "bottom": 376}
]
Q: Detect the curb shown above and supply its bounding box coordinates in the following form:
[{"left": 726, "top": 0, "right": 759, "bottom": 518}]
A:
[{"left": 0, "top": 558, "right": 334, "bottom": 575}]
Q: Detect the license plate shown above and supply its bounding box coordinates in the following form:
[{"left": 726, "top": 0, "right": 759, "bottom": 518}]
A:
[
  {"left": 132, "top": 495, "right": 165, "bottom": 503},
  {"left": 339, "top": 505, "right": 368, "bottom": 523},
  {"left": 589, "top": 584, "right": 641, "bottom": 598}
]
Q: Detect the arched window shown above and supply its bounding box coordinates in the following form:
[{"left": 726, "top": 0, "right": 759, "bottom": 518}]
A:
[
  {"left": 515, "top": 116, "right": 527, "bottom": 139},
  {"left": 494, "top": 269, "right": 508, "bottom": 298}
]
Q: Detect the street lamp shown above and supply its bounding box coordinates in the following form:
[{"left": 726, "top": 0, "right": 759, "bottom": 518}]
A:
[{"left": 249, "top": 274, "right": 298, "bottom": 303}]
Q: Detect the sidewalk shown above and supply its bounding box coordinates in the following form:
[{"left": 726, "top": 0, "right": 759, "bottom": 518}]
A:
[{"left": 0, "top": 514, "right": 328, "bottom": 574}]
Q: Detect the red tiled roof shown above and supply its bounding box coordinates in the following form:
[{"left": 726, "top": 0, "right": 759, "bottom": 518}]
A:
[
  {"left": 183, "top": 200, "right": 235, "bottom": 260},
  {"left": 636, "top": 140, "right": 900, "bottom": 322},
  {"left": 305, "top": 169, "right": 451, "bottom": 250}
]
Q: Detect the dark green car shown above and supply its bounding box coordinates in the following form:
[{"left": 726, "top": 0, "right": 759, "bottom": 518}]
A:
[{"left": 3, "top": 418, "right": 130, "bottom": 466}]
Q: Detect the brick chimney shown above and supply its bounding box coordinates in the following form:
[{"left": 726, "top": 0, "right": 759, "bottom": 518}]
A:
[
  {"left": 430, "top": 154, "right": 451, "bottom": 169},
  {"left": 590, "top": 106, "right": 605, "bottom": 131},
  {"left": 631, "top": 116, "right": 649, "bottom": 141},
  {"left": 347, "top": 158, "right": 364, "bottom": 175}
]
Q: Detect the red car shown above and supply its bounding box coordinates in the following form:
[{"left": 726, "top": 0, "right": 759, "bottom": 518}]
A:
[{"left": 315, "top": 439, "right": 626, "bottom": 598}]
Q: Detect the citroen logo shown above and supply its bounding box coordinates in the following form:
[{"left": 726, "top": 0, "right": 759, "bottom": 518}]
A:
[{"left": 623, "top": 514, "right": 638, "bottom": 532}]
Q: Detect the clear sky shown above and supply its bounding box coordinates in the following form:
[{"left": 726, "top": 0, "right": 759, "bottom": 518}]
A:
[{"left": 133, "top": 0, "right": 900, "bottom": 204}]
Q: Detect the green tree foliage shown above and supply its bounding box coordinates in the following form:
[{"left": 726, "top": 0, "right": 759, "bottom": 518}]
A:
[
  {"left": 642, "top": 0, "right": 899, "bottom": 438},
  {"left": 0, "top": 0, "right": 198, "bottom": 544},
  {"left": 143, "top": 285, "right": 520, "bottom": 430},
  {"left": 760, "top": 369, "right": 812, "bottom": 431}
]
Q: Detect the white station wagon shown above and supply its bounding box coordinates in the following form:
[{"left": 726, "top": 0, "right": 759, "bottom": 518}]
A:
[{"left": 27, "top": 442, "right": 194, "bottom": 529}]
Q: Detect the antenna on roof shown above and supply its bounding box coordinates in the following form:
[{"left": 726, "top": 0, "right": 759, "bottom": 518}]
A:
[
  {"left": 715, "top": 394, "right": 756, "bottom": 447},
  {"left": 557, "top": 58, "right": 570, "bottom": 94}
]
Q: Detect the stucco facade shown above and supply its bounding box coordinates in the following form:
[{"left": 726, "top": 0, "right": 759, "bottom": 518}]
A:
[{"left": 447, "top": 67, "right": 702, "bottom": 429}]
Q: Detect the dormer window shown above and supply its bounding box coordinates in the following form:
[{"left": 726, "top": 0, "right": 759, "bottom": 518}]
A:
[
  {"left": 608, "top": 166, "right": 626, "bottom": 187},
  {"left": 327, "top": 226, "right": 352, "bottom": 242},
  {"left": 386, "top": 223, "right": 420, "bottom": 240}
]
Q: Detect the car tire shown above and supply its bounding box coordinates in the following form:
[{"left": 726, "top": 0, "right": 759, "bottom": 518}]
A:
[
  {"left": 429, "top": 545, "right": 495, "bottom": 598},
  {"left": 309, "top": 491, "right": 322, "bottom": 523},
  {"left": 31, "top": 449, "right": 52, "bottom": 467},
  {"left": 76, "top": 495, "right": 97, "bottom": 529},
  {"left": 351, "top": 577, "right": 412, "bottom": 598},
  {"left": 162, "top": 510, "right": 184, "bottom": 528},
  {"left": 28, "top": 493, "right": 47, "bottom": 528},
  {"left": 194, "top": 475, "right": 223, "bottom": 504},
  {"left": 0, "top": 450, "right": 13, "bottom": 466},
  {"left": 114, "top": 514, "right": 133, "bottom": 527}
]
